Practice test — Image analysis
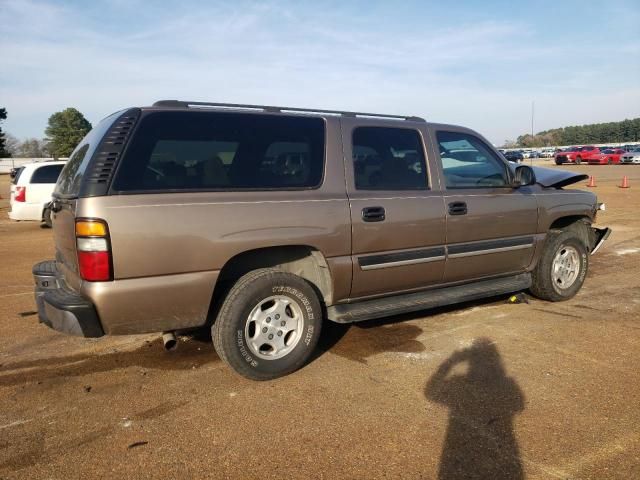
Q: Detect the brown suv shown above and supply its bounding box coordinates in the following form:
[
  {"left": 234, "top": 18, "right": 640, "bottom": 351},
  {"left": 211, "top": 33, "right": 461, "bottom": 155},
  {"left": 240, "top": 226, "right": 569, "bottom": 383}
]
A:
[{"left": 33, "top": 100, "right": 611, "bottom": 380}]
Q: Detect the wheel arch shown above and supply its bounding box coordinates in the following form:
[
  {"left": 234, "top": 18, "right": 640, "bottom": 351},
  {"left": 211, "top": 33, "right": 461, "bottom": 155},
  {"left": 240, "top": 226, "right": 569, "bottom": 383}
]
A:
[
  {"left": 549, "top": 215, "right": 591, "bottom": 231},
  {"left": 209, "top": 245, "right": 334, "bottom": 323},
  {"left": 548, "top": 215, "right": 594, "bottom": 252}
]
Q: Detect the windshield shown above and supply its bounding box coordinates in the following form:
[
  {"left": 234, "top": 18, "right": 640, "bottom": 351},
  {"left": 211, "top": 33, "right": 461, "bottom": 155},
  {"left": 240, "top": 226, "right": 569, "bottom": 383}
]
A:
[{"left": 54, "top": 110, "right": 125, "bottom": 198}]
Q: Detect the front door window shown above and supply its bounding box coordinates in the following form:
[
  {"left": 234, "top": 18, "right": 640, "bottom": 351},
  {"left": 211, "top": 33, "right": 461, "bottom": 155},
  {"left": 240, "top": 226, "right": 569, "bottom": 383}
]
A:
[{"left": 436, "top": 131, "right": 509, "bottom": 188}]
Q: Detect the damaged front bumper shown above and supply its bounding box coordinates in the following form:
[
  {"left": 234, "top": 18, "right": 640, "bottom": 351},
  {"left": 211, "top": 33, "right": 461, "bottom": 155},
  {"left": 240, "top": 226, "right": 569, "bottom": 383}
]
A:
[
  {"left": 33, "top": 260, "right": 104, "bottom": 338},
  {"left": 591, "top": 227, "right": 611, "bottom": 255}
]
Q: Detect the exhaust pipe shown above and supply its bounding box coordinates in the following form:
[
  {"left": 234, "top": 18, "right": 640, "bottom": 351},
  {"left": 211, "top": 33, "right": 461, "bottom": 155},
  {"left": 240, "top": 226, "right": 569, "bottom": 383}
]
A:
[{"left": 162, "top": 331, "right": 177, "bottom": 351}]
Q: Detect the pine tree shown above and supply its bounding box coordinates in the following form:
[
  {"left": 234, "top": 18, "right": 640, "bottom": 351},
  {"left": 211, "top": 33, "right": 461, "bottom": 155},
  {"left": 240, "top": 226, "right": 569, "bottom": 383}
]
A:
[{"left": 45, "top": 108, "right": 92, "bottom": 158}]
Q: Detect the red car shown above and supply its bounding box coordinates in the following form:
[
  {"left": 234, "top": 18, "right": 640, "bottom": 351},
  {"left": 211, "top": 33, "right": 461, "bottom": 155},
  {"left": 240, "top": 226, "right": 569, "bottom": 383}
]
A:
[
  {"left": 555, "top": 147, "right": 581, "bottom": 164},
  {"left": 576, "top": 146, "right": 605, "bottom": 163},
  {"left": 587, "top": 148, "right": 626, "bottom": 165},
  {"left": 555, "top": 146, "right": 605, "bottom": 165}
]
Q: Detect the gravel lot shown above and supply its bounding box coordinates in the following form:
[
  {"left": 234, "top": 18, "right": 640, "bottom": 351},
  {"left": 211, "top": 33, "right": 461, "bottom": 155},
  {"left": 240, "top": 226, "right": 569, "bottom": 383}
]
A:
[{"left": 1, "top": 162, "right": 639, "bottom": 479}]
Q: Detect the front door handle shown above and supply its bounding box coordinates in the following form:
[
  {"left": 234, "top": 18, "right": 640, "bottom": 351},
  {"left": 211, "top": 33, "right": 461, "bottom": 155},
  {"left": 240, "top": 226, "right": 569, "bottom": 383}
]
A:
[
  {"left": 448, "top": 201, "right": 467, "bottom": 216},
  {"left": 362, "top": 206, "right": 386, "bottom": 222}
]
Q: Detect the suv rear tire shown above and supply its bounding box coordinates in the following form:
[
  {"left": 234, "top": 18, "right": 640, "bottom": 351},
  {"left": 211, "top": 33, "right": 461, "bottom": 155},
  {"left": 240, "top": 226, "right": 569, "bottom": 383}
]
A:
[
  {"left": 530, "top": 230, "right": 589, "bottom": 301},
  {"left": 42, "top": 207, "right": 53, "bottom": 228},
  {"left": 212, "top": 269, "right": 322, "bottom": 380}
]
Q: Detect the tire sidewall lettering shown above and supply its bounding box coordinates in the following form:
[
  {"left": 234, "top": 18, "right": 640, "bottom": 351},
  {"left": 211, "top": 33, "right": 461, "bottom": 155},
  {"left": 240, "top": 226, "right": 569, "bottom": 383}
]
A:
[
  {"left": 236, "top": 329, "right": 259, "bottom": 367},
  {"left": 578, "top": 252, "right": 587, "bottom": 282},
  {"left": 271, "top": 285, "right": 314, "bottom": 319}
]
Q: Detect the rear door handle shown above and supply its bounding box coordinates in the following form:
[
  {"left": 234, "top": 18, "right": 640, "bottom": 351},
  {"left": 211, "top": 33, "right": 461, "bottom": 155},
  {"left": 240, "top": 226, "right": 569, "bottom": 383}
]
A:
[
  {"left": 448, "top": 201, "right": 467, "bottom": 216},
  {"left": 362, "top": 206, "right": 386, "bottom": 222}
]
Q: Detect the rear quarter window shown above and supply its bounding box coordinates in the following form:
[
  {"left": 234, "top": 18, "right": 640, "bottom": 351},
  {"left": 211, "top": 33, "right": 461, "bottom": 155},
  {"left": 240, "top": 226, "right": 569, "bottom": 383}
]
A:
[
  {"left": 54, "top": 110, "right": 126, "bottom": 197},
  {"left": 30, "top": 164, "right": 65, "bottom": 184},
  {"left": 111, "top": 111, "right": 325, "bottom": 192}
]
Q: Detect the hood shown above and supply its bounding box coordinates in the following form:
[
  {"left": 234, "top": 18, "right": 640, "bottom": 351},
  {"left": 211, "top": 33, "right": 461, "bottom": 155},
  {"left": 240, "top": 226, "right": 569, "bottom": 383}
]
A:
[{"left": 531, "top": 166, "right": 589, "bottom": 188}]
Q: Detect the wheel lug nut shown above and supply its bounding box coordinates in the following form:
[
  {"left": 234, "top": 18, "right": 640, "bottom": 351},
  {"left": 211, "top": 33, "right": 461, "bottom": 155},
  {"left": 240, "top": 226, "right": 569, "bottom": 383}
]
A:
[
  {"left": 266, "top": 317, "right": 271, "bottom": 323},
  {"left": 262, "top": 327, "right": 268, "bottom": 333},
  {"left": 277, "top": 331, "right": 283, "bottom": 336},
  {"left": 268, "top": 334, "right": 274, "bottom": 340},
  {"left": 280, "top": 321, "right": 286, "bottom": 326},
  {"left": 275, "top": 314, "right": 280, "bottom": 320}
]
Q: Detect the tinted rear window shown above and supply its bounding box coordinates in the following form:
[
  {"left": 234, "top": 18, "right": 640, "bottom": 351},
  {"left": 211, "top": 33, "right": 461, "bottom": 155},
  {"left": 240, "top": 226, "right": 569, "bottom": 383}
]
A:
[
  {"left": 30, "top": 164, "right": 65, "bottom": 184},
  {"left": 111, "top": 111, "right": 325, "bottom": 192},
  {"left": 54, "top": 110, "right": 125, "bottom": 197}
]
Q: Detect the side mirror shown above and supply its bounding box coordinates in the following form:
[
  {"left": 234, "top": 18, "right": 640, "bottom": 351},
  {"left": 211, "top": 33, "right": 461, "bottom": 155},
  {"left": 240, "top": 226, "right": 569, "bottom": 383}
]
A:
[{"left": 514, "top": 165, "right": 536, "bottom": 187}]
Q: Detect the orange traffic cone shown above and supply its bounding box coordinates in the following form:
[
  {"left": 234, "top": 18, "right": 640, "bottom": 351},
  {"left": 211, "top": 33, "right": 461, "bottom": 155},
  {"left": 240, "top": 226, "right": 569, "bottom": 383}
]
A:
[
  {"left": 587, "top": 176, "right": 596, "bottom": 187},
  {"left": 619, "top": 176, "right": 630, "bottom": 189}
]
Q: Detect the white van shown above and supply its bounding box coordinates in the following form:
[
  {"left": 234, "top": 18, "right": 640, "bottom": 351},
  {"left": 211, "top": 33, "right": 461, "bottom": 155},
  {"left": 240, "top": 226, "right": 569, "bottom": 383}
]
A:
[{"left": 9, "top": 161, "right": 67, "bottom": 226}]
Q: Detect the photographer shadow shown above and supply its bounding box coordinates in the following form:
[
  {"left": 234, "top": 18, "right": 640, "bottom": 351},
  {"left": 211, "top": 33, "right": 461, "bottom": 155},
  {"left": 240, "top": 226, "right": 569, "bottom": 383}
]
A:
[{"left": 425, "top": 338, "right": 525, "bottom": 480}]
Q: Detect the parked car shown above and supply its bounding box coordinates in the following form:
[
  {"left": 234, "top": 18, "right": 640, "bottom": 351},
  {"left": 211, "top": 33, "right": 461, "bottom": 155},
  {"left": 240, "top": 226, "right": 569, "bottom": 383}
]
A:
[
  {"left": 576, "top": 146, "right": 604, "bottom": 163},
  {"left": 33, "top": 100, "right": 610, "bottom": 380},
  {"left": 622, "top": 144, "right": 640, "bottom": 152},
  {"left": 621, "top": 148, "right": 640, "bottom": 164},
  {"left": 9, "top": 161, "right": 67, "bottom": 227},
  {"left": 588, "top": 148, "right": 626, "bottom": 165},
  {"left": 555, "top": 147, "right": 582, "bottom": 164},
  {"left": 503, "top": 150, "right": 524, "bottom": 162},
  {"left": 540, "top": 149, "right": 555, "bottom": 158}
]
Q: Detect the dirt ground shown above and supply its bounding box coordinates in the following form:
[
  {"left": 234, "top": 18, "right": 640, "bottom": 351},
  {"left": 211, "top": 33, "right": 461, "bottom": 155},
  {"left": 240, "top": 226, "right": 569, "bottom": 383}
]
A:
[{"left": 0, "top": 162, "right": 639, "bottom": 479}]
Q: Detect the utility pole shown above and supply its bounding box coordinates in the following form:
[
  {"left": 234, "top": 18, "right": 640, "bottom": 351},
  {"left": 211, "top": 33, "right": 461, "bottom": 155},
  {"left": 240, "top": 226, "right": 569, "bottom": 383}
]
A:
[{"left": 531, "top": 100, "right": 535, "bottom": 165}]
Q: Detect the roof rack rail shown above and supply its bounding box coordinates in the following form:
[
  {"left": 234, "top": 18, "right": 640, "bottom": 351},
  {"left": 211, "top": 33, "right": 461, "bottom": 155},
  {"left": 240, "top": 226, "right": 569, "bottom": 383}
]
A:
[{"left": 152, "top": 100, "right": 425, "bottom": 122}]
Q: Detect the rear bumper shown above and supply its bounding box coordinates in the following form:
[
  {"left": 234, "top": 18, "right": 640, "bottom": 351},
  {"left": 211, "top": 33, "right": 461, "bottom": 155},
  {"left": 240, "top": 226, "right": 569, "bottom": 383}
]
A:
[
  {"left": 9, "top": 202, "right": 42, "bottom": 221},
  {"left": 33, "top": 260, "right": 104, "bottom": 337}
]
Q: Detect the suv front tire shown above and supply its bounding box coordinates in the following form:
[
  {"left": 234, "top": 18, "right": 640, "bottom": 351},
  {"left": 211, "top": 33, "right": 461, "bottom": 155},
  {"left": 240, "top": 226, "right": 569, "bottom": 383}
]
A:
[{"left": 530, "top": 230, "right": 589, "bottom": 301}]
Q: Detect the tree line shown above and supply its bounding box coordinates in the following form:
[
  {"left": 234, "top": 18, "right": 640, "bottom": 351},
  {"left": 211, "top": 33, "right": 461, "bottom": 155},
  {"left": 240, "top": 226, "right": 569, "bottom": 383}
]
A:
[
  {"left": 0, "top": 107, "right": 92, "bottom": 158},
  {"left": 504, "top": 118, "right": 640, "bottom": 148}
]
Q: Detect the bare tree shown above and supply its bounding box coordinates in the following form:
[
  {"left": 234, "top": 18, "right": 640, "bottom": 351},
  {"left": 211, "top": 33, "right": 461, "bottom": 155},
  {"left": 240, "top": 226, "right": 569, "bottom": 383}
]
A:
[
  {"left": 17, "top": 138, "right": 49, "bottom": 157},
  {"left": 4, "top": 132, "right": 20, "bottom": 156}
]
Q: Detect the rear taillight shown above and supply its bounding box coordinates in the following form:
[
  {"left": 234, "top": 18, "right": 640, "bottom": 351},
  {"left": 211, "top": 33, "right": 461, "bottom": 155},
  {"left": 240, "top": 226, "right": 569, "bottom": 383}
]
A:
[
  {"left": 76, "top": 219, "right": 112, "bottom": 281},
  {"left": 14, "top": 186, "right": 26, "bottom": 202}
]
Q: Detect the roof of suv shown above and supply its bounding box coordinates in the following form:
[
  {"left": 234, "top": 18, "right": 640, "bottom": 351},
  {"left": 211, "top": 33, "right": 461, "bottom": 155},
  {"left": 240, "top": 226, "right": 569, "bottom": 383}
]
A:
[
  {"left": 143, "top": 100, "right": 481, "bottom": 137},
  {"left": 148, "top": 100, "right": 427, "bottom": 123}
]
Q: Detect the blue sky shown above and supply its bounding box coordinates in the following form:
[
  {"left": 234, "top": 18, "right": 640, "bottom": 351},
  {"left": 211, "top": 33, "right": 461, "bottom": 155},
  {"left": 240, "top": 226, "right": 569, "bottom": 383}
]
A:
[{"left": 1, "top": 0, "right": 639, "bottom": 144}]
